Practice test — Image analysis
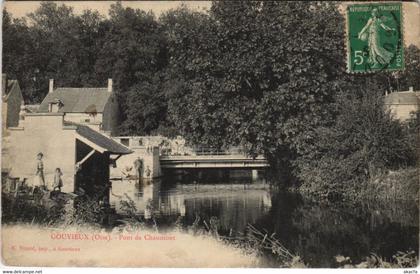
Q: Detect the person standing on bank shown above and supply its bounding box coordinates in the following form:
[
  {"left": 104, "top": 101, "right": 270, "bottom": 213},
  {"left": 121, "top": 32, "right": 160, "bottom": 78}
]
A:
[
  {"left": 144, "top": 166, "right": 151, "bottom": 179},
  {"left": 53, "top": 168, "right": 63, "bottom": 192},
  {"left": 36, "top": 152, "right": 45, "bottom": 188},
  {"left": 133, "top": 157, "right": 143, "bottom": 181},
  {"left": 32, "top": 152, "right": 45, "bottom": 195}
]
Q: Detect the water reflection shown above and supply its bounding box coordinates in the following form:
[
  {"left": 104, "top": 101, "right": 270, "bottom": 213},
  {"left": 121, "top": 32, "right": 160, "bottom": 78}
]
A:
[
  {"left": 253, "top": 192, "right": 418, "bottom": 267},
  {"left": 110, "top": 177, "right": 272, "bottom": 232},
  {"left": 110, "top": 173, "right": 418, "bottom": 267}
]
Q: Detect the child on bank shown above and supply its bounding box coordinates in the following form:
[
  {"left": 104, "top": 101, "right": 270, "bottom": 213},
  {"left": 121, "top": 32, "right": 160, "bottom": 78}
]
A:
[{"left": 53, "top": 168, "right": 63, "bottom": 192}]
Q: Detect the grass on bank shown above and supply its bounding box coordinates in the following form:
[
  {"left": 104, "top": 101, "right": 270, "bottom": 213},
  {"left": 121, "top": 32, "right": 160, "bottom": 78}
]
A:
[{"left": 2, "top": 191, "right": 418, "bottom": 268}]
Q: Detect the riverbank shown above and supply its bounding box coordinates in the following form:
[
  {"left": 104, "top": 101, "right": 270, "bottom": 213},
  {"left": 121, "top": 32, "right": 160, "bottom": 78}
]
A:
[
  {"left": 2, "top": 223, "right": 417, "bottom": 268},
  {"left": 2, "top": 176, "right": 418, "bottom": 268},
  {"left": 361, "top": 167, "right": 419, "bottom": 202},
  {"left": 1, "top": 224, "right": 260, "bottom": 267},
  {"left": 295, "top": 167, "right": 419, "bottom": 203}
]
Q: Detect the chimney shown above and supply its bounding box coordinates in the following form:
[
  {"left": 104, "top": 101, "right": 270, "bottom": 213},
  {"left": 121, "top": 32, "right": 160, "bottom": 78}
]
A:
[
  {"left": 108, "top": 78, "right": 113, "bottom": 93},
  {"left": 2, "top": 74, "right": 7, "bottom": 94},
  {"left": 49, "top": 79, "right": 54, "bottom": 93},
  {"left": 409, "top": 86, "right": 414, "bottom": 92}
]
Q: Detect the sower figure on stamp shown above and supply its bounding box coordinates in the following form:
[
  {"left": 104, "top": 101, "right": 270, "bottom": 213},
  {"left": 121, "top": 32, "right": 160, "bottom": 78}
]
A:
[{"left": 358, "top": 8, "right": 395, "bottom": 68}]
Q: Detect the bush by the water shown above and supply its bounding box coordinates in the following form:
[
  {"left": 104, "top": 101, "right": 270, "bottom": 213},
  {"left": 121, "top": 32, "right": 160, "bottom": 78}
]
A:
[
  {"left": 2, "top": 193, "right": 54, "bottom": 223},
  {"left": 361, "top": 168, "right": 419, "bottom": 202},
  {"left": 337, "top": 251, "right": 418, "bottom": 268},
  {"left": 294, "top": 90, "right": 417, "bottom": 200},
  {"left": 1, "top": 192, "right": 104, "bottom": 226}
]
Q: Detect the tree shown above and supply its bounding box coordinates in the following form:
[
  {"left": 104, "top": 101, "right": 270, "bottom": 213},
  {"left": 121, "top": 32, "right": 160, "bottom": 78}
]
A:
[
  {"left": 396, "top": 45, "right": 420, "bottom": 91},
  {"left": 161, "top": 5, "right": 222, "bottom": 144},
  {"left": 3, "top": 3, "right": 106, "bottom": 103},
  {"left": 3, "top": 1, "right": 170, "bottom": 136},
  {"left": 73, "top": 10, "right": 106, "bottom": 86},
  {"left": 3, "top": 2, "right": 415, "bottom": 191},
  {"left": 2, "top": 9, "right": 39, "bottom": 102},
  {"left": 28, "top": 2, "right": 86, "bottom": 87},
  {"left": 122, "top": 72, "right": 170, "bottom": 135},
  {"left": 94, "top": 2, "right": 168, "bottom": 135},
  {"left": 294, "top": 90, "right": 415, "bottom": 199},
  {"left": 162, "top": 2, "right": 350, "bottom": 181}
]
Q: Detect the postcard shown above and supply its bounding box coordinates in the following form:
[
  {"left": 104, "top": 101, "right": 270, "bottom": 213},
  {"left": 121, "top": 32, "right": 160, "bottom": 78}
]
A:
[{"left": 1, "top": 0, "right": 419, "bottom": 270}]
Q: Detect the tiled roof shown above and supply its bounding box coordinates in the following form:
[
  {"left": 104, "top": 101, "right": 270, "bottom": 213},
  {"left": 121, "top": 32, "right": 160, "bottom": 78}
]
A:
[
  {"left": 384, "top": 91, "right": 420, "bottom": 105},
  {"left": 38, "top": 88, "right": 112, "bottom": 113},
  {"left": 76, "top": 125, "right": 132, "bottom": 155}
]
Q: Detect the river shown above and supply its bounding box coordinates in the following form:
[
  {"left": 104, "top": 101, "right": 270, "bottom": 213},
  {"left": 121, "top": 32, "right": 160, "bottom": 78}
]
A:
[{"left": 110, "top": 170, "right": 419, "bottom": 267}]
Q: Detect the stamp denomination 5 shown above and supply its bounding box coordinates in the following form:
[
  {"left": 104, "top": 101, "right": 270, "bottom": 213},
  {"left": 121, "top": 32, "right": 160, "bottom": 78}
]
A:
[{"left": 346, "top": 3, "right": 404, "bottom": 73}]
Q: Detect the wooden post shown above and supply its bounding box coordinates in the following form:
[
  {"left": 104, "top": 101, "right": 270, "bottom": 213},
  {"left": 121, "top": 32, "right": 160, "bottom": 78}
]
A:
[
  {"left": 75, "top": 149, "right": 96, "bottom": 173},
  {"left": 252, "top": 169, "right": 258, "bottom": 180}
]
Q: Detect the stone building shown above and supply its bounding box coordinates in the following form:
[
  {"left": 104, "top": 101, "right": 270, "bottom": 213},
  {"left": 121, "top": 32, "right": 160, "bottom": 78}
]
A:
[
  {"left": 109, "top": 136, "right": 194, "bottom": 180},
  {"left": 2, "top": 74, "right": 24, "bottom": 129},
  {"left": 384, "top": 87, "right": 420, "bottom": 121},
  {"left": 38, "top": 79, "right": 119, "bottom": 135},
  {"left": 4, "top": 112, "right": 131, "bottom": 196},
  {"left": 111, "top": 136, "right": 162, "bottom": 180}
]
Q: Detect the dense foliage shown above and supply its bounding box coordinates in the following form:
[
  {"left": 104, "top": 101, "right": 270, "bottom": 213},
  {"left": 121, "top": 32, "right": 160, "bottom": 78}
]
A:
[
  {"left": 3, "top": 1, "right": 419, "bottom": 196},
  {"left": 295, "top": 90, "right": 417, "bottom": 198},
  {"left": 3, "top": 2, "right": 169, "bottom": 132}
]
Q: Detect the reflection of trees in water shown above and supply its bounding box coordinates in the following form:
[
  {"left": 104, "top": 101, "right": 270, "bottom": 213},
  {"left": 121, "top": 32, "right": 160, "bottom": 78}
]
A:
[
  {"left": 112, "top": 180, "right": 272, "bottom": 232},
  {"left": 180, "top": 190, "right": 272, "bottom": 234},
  {"left": 112, "top": 179, "right": 417, "bottom": 267},
  {"left": 252, "top": 193, "right": 418, "bottom": 267}
]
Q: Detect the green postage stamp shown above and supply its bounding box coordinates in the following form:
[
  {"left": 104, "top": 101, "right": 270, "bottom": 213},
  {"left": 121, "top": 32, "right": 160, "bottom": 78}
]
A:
[{"left": 346, "top": 2, "right": 404, "bottom": 73}]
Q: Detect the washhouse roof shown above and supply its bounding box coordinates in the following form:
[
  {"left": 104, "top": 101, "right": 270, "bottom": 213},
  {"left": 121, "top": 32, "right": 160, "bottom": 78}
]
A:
[{"left": 76, "top": 125, "right": 132, "bottom": 155}]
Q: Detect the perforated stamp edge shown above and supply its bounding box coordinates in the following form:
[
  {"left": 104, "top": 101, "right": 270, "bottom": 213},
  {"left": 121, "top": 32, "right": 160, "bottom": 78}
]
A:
[{"left": 344, "top": 2, "right": 406, "bottom": 74}]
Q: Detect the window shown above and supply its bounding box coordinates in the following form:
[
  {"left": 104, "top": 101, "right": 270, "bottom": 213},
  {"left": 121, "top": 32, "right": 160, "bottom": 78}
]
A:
[
  {"left": 49, "top": 103, "right": 58, "bottom": 112},
  {"left": 48, "top": 99, "right": 63, "bottom": 112},
  {"left": 120, "top": 138, "right": 129, "bottom": 147}
]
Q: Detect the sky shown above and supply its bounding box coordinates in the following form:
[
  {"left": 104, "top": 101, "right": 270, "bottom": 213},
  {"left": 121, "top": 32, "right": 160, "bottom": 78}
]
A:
[
  {"left": 3, "top": 1, "right": 211, "bottom": 17},
  {"left": 2, "top": 1, "right": 420, "bottom": 47}
]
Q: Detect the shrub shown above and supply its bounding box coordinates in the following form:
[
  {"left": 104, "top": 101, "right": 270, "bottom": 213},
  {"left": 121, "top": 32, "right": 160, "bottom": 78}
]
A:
[
  {"left": 2, "top": 192, "right": 64, "bottom": 224},
  {"left": 294, "top": 90, "right": 416, "bottom": 200},
  {"left": 341, "top": 251, "right": 418, "bottom": 268}
]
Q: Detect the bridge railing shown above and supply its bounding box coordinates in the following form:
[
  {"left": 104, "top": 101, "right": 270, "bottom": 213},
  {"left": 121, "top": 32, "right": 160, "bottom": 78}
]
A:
[
  {"left": 159, "top": 146, "right": 248, "bottom": 156},
  {"left": 193, "top": 147, "right": 246, "bottom": 156}
]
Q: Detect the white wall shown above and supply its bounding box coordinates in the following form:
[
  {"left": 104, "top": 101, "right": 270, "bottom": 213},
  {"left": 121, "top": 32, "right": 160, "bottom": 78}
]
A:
[
  {"left": 386, "top": 105, "right": 418, "bottom": 121},
  {"left": 110, "top": 147, "right": 161, "bottom": 179},
  {"left": 64, "top": 113, "right": 103, "bottom": 132},
  {"left": 6, "top": 114, "right": 76, "bottom": 192}
]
